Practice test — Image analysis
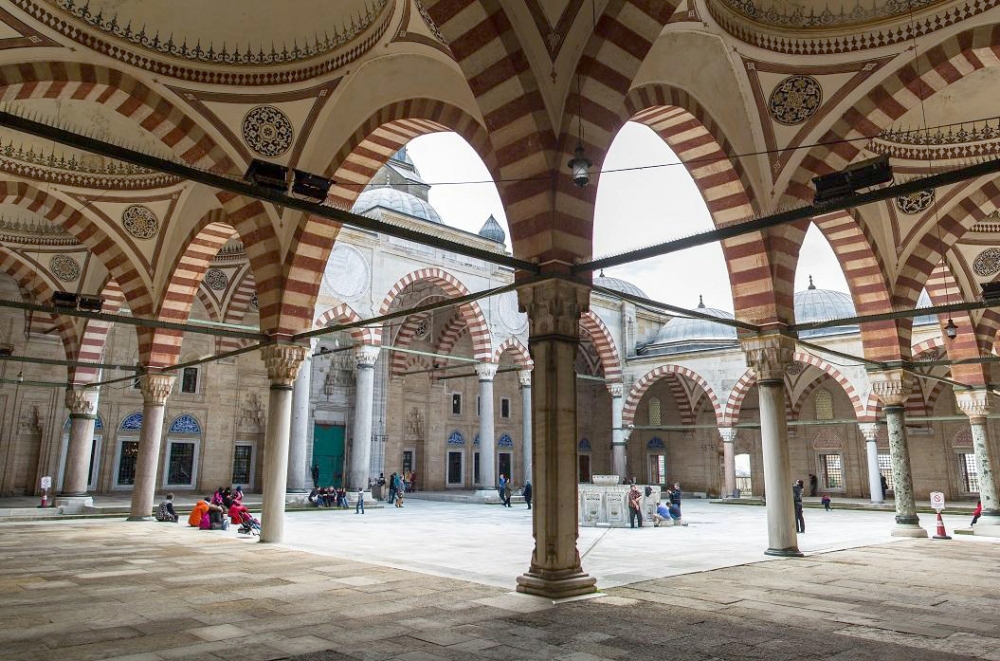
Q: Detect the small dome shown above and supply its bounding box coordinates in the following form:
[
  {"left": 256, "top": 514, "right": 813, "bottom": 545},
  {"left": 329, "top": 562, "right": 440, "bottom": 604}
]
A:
[
  {"left": 642, "top": 296, "right": 738, "bottom": 355},
  {"left": 794, "top": 277, "right": 858, "bottom": 338},
  {"left": 478, "top": 215, "right": 506, "bottom": 243},
  {"left": 913, "top": 289, "right": 936, "bottom": 327},
  {"left": 351, "top": 187, "right": 442, "bottom": 224},
  {"left": 594, "top": 271, "right": 648, "bottom": 299}
]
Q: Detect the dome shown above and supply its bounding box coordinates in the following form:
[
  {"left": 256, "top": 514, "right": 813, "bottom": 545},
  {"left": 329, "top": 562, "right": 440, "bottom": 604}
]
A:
[
  {"left": 478, "top": 215, "right": 506, "bottom": 243},
  {"left": 351, "top": 187, "right": 442, "bottom": 224},
  {"left": 794, "top": 277, "right": 858, "bottom": 338},
  {"left": 594, "top": 271, "right": 648, "bottom": 299},
  {"left": 641, "top": 296, "right": 738, "bottom": 355}
]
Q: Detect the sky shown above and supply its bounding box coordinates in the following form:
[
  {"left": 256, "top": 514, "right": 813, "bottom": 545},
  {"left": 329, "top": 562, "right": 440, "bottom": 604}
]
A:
[{"left": 406, "top": 123, "right": 850, "bottom": 313}]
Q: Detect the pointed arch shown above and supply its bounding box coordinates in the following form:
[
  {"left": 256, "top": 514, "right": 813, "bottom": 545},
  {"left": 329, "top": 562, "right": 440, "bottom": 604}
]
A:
[
  {"left": 579, "top": 310, "right": 622, "bottom": 383},
  {"left": 314, "top": 303, "right": 377, "bottom": 346},
  {"left": 494, "top": 337, "right": 532, "bottom": 369},
  {"left": 71, "top": 279, "right": 126, "bottom": 385},
  {"left": 623, "top": 364, "right": 722, "bottom": 428},
  {"left": 791, "top": 352, "right": 866, "bottom": 420}
]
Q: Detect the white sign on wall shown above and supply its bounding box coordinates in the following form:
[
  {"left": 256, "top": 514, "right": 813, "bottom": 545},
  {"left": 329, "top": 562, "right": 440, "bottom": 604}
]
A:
[
  {"left": 930, "top": 491, "right": 945, "bottom": 511},
  {"left": 40, "top": 476, "right": 52, "bottom": 490}
]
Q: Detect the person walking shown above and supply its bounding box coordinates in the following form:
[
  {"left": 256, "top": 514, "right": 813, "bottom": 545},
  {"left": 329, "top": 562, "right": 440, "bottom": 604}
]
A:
[
  {"left": 498, "top": 473, "right": 506, "bottom": 503},
  {"left": 355, "top": 487, "right": 365, "bottom": 514},
  {"left": 793, "top": 479, "right": 805, "bottom": 534},
  {"left": 387, "top": 472, "right": 398, "bottom": 504},
  {"left": 879, "top": 474, "right": 888, "bottom": 499},
  {"left": 503, "top": 478, "right": 512, "bottom": 507},
  {"left": 972, "top": 499, "right": 982, "bottom": 526},
  {"left": 808, "top": 473, "right": 818, "bottom": 497},
  {"left": 523, "top": 480, "right": 532, "bottom": 510},
  {"left": 628, "top": 483, "right": 644, "bottom": 528}
]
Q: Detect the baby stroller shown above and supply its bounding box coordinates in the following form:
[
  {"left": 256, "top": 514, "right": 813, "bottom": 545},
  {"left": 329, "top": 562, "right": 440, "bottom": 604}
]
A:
[{"left": 237, "top": 510, "right": 261, "bottom": 536}]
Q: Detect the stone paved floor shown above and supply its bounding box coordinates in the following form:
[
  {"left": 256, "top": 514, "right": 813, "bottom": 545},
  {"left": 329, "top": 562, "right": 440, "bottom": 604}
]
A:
[{"left": 1, "top": 507, "right": 997, "bottom": 660}]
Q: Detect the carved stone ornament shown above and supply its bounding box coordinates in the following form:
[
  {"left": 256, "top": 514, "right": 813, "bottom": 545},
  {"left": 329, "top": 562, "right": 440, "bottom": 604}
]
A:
[
  {"left": 19, "top": 405, "right": 41, "bottom": 433},
  {"left": 868, "top": 369, "right": 914, "bottom": 407},
  {"left": 239, "top": 392, "right": 265, "bottom": 431},
  {"left": 405, "top": 408, "right": 424, "bottom": 439},
  {"left": 475, "top": 362, "right": 499, "bottom": 381},
  {"left": 517, "top": 279, "right": 589, "bottom": 339},
  {"left": 518, "top": 370, "right": 532, "bottom": 388},
  {"left": 858, "top": 422, "right": 879, "bottom": 442},
  {"left": 140, "top": 373, "right": 176, "bottom": 405},
  {"left": 740, "top": 333, "right": 796, "bottom": 382},
  {"left": 718, "top": 427, "right": 738, "bottom": 443},
  {"left": 354, "top": 344, "right": 380, "bottom": 368},
  {"left": 65, "top": 387, "right": 96, "bottom": 415},
  {"left": 607, "top": 382, "right": 624, "bottom": 398},
  {"left": 955, "top": 389, "right": 991, "bottom": 422},
  {"left": 262, "top": 344, "right": 309, "bottom": 387}
]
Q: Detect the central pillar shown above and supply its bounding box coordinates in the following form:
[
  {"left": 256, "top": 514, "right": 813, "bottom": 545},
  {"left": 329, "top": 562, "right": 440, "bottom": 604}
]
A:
[
  {"left": 61, "top": 387, "right": 99, "bottom": 497},
  {"left": 719, "top": 427, "right": 737, "bottom": 498},
  {"left": 260, "top": 343, "right": 308, "bottom": 543},
  {"left": 858, "top": 422, "right": 884, "bottom": 504},
  {"left": 476, "top": 362, "right": 498, "bottom": 494},
  {"left": 520, "top": 370, "right": 533, "bottom": 484},
  {"left": 287, "top": 343, "right": 314, "bottom": 492},
  {"left": 516, "top": 279, "right": 596, "bottom": 599},
  {"left": 870, "top": 370, "right": 927, "bottom": 537},
  {"left": 127, "top": 373, "right": 175, "bottom": 521},
  {"left": 348, "top": 345, "right": 379, "bottom": 490},
  {"left": 742, "top": 333, "right": 801, "bottom": 557},
  {"left": 956, "top": 389, "right": 1000, "bottom": 536},
  {"left": 608, "top": 383, "right": 626, "bottom": 481}
]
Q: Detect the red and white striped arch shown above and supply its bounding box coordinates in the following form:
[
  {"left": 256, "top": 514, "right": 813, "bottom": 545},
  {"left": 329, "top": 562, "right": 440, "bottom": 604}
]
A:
[
  {"left": 71, "top": 279, "right": 126, "bottom": 385},
  {"left": 493, "top": 336, "right": 532, "bottom": 369},
  {"left": 434, "top": 312, "right": 469, "bottom": 366},
  {"left": 389, "top": 310, "right": 437, "bottom": 376},
  {"left": 377, "top": 268, "right": 493, "bottom": 361},
  {"left": 217, "top": 268, "right": 257, "bottom": 354},
  {"left": 623, "top": 364, "right": 722, "bottom": 429},
  {"left": 314, "top": 302, "right": 378, "bottom": 346},
  {"left": 923, "top": 261, "right": 986, "bottom": 386},
  {"left": 579, "top": 310, "right": 622, "bottom": 383}
]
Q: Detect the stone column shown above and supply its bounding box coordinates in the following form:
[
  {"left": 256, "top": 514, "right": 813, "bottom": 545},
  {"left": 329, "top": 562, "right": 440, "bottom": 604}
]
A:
[
  {"left": 516, "top": 279, "right": 597, "bottom": 599},
  {"left": 476, "top": 362, "right": 498, "bottom": 493},
  {"left": 61, "top": 387, "right": 99, "bottom": 498},
  {"left": 287, "top": 346, "right": 313, "bottom": 493},
  {"left": 870, "top": 370, "right": 927, "bottom": 537},
  {"left": 348, "top": 345, "right": 380, "bottom": 490},
  {"left": 260, "top": 344, "right": 308, "bottom": 543},
  {"left": 742, "top": 333, "right": 801, "bottom": 557},
  {"left": 519, "top": 370, "right": 532, "bottom": 484},
  {"left": 127, "top": 373, "right": 175, "bottom": 521},
  {"left": 608, "top": 383, "right": 626, "bottom": 482},
  {"left": 719, "top": 427, "right": 737, "bottom": 498},
  {"left": 859, "top": 422, "right": 884, "bottom": 504},
  {"left": 956, "top": 389, "right": 1000, "bottom": 535}
]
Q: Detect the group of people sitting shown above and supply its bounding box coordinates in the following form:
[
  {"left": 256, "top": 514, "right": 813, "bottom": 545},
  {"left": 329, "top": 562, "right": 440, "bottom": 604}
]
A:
[
  {"left": 307, "top": 486, "right": 351, "bottom": 508},
  {"left": 158, "top": 486, "right": 257, "bottom": 532}
]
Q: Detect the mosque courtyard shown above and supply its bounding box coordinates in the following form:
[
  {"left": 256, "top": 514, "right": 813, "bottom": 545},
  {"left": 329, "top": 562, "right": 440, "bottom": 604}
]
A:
[{"left": 1, "top": 501, "right": 998, "bottom": 661}]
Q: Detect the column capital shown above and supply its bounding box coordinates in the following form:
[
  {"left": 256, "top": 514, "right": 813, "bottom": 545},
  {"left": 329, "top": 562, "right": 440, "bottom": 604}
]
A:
[
  {"left": 955, "top": 389, "right": 991, "bottom": 422},
  {"left": 718, "top": 427, "right": 738, "bottom": 443},
  {"left": 858, "top": 422, "right": 879, "bottom": 442},
  {"left": 354, "top": 344, "right": 380, "bottom": 368},
  {"left": 606, "top": 382, "right": 624, "bottom": 398},
  {"left": 262, "top": 343, "right": 310, "bottom": 387},
  {"left": 518, "top": 370, "right": 532, "bottom": 387},
  {"left": 869, "top": 369, "right": 913, "bottom": 407},
  {"left": 139, "top": 373, "right": 175, "bottom": 405},
  {"left": 517, "top": 278, "right": 589, "bottom": 339},
  {"left": 740, "top": 333, "right": 796, "bottom": 382},
  {"left": 65, "top": 387, "right": 97, "bottom": 416},
  {"left": 475, "top": 362, "right": 498, "bottom": 381}
]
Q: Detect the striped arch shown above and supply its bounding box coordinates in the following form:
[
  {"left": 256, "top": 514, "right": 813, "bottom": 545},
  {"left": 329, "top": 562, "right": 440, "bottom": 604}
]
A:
[
  {"left": 494, "top": 337, "right": 533, "bottom": 369},
  {"left": 0, "top": 245, "right": 76, "bottom": 366},
  {"left": 722, "top": 369, "right": 755, "bottom": 426},
  {"left": 789, "top": 377, "right": 823, "bottom": 421},
  {"left": 434, "top": 312, "right": 469, "bottom": 365},
  {"left": 218, "top": 268, "right": 257, "bottom": 354},
  {"left": 923, "top": 261, "right": 985, "bottom": 386},
  {"left": 579, "top": 310, "right": 622, "bottom": 383},
  {"left": 622, "top": 364, "right": 722, "bottom": 429},
  {"left": 791, "top": 353, "right": 866, "bottom": 420},
  {"left": 195, "top": 288, "right": 221, "bottom": 323},
  {"left": 71, "top": 279, "right": 126, "bottom": 385},
  {"left": 390, "top": 311, "right": 436, "bottom": 376},
  {"left": 314, "top": 303, "right": 377, "bottom": 346},
  {"left": 378, "top": 268, "right": 493, "bottom": 361},
  {"left": 912, "top": 336, "right": 946, "bottom": 358}
]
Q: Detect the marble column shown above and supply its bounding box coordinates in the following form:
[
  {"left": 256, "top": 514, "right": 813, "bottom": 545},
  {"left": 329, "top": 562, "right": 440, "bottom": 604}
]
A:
[
  {"left": 609, "top": 383, "right": 626, "bottom": 482},
  {"left": 519, "top": 370, "right": 532, "bottom": 484},
  {"left": 127, "top": 373, "right": 175, "bottom": 521},
  {"left": 956, "top": 389, "right": 1000, "bottom": 535},
  {"left": 718, "top": 427, "right": 737, "bottom": 498},
  {"left": 516, "top": 279, "right": 597, "bottom": 599},
  {"left": 742, "top": 333, "right": 801, "bottom": 557},
  {"left": 476, "top": 362, "right": 498, "bottom": 493},
  {"left": 858, "top": 422, "right": 884, "bottom": 504},
  {"left": 61, "top": 387, "right": 99, "bottom": 497},
  {"left": 287, "top": 346, "right": 313, "bottom": 492},
  {"left": 260, "top": 344, "right": 309, "bottom": 543},
  {"left": 348, "top": 345, "right": 380, "bottom": 490},
  {"left": 870, "top": 370, "right": 927, "bottom": 537}
]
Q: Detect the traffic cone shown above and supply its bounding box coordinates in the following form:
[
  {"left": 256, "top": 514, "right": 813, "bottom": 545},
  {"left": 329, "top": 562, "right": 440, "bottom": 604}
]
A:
[{"left": 932, "top": 511, "right": 951, "bottom": 540}]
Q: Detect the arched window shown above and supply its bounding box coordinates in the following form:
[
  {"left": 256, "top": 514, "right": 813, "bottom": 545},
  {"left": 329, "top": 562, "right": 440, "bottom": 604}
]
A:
[
  {"left": 649, "top": 397, "right": 661, "bottom": 426},
  {"left": 814, "top": 389, "right": 834, "bottom": 420},
  {"left": 165, "top": 414, "right": 203, "bottom": 488}
]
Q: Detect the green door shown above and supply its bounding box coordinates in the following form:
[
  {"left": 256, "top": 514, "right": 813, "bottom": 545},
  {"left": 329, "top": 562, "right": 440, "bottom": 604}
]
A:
[{"left": 312, "top": 424, "right": 346, "bottom": 487}]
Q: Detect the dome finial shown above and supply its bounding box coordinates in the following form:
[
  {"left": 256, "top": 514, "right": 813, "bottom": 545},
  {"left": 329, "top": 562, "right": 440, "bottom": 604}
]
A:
[
  {"left": 697, "top": 294, "right": 705, "bottom": 308},
  {"left": 599, "top": 269, "right": 605, "bottom": 278},
  {"left": 808, "top": 275, "right": 815, "bottom": 290}
]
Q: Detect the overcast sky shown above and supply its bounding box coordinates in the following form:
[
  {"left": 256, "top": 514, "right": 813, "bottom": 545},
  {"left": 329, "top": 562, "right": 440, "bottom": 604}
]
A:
[{"left": 406, "top": 123, "right": 850, "bottom": 313}]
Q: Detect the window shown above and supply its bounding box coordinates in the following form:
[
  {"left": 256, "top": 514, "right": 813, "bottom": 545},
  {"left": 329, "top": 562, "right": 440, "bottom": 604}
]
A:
[
  {"left": 814, "top": 390, "right": 834, "bottom": 420},
  {"left": 117, "top": 441, "right": 139, "bottom": 485},
  {"left": 820, "top": 454, "right": 843, "bottom": 489},
  {"left": 451, "top": 393, "right": 462, "bottom": 415},
  {"left": 960, "top": 453, "right": 979, "bottom": 493},
  {"left": 878, "top": 453, "right": 893, "bottom": 491},
  {"left": 650, "top": 454, "right": 666, "bottom": 484},
  {"left": 181, "top": 367, "right": 199, "bottom": 394},
  {"left": 649, "top": 397, "right": 661, "bottom": 426},
  {"left": 735, "top": 453, "right": 752, "bottom": 496},
  {"left": 232, "top": 444, "right": 253, "bottom": 486},
  {"left": 501, "top": 398, "right": 510, "bottom": 418},
  {"left": 447, "top": 451, "right": 463, "bottom": 485},
  {"left": 166, "top": 442, "right": 196, "bottom": 486},
  {"left": 473, "top": 452, "right": 480, "bottom": 485}
]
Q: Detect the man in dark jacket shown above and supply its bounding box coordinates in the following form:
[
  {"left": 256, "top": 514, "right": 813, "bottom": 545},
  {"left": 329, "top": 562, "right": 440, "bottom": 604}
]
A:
[
  {"left": 669, "top": 483, "right": 682, "bottom": 513},
  {"left": 523, "top": 480, "right": 532, "bottom": 509},
  {"left": 793, "top": 479, "right": 805, "bottom": 533}
]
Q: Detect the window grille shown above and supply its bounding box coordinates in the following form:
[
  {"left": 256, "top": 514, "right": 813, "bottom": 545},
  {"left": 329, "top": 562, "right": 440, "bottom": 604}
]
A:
[
  {"left": 821, "top": 454, "right": 843, "bottom": 489},
  {"left": 878, "top": 453, "right": 893, "bottom": 490},
  {"left": 649, "top": 397, "right": 661, "bottom": 426},
  {"left": 814, "top": 390, "right": 834, "bottom": 420},
  {"left": 960, "top": 453, "right": 980, "bottom": 493}
]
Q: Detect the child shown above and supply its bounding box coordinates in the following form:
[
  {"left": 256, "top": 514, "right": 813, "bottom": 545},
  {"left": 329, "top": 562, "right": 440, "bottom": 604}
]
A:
[{"left": 821, "top": 494, "right": 832, "bottom": 511}]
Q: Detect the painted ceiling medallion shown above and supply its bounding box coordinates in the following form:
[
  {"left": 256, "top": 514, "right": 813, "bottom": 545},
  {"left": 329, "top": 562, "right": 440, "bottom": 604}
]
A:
[
  {"left": 973, "top": 248, "right": 1000, "bottom": 277},
  {"left": 121, "top": 204, "right": 159, "bottom": 239},
  {"left": 204, "top": 268, "right": 229, "bottom": 291},
  {"left": 241, "top": 106, "right": 294, "bottom": 157},
  {"left": 767, "top": 75, "right": 822, "bottom": 126},
  {"left": 785, "top": 361, "right": 805, "bottom": 375},
  {"left": 50, "top": 254, "right": 81, "bottom": 282},
  {"left": 895, "top": 189, "right": 934, "bottom": 215}
]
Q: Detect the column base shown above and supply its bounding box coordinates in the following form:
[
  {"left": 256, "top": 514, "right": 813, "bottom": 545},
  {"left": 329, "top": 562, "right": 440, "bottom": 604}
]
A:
[
  {"left": 125, "top": 515, "right": 155, "bottom": 522},
  {"left": 973, "top": 513, "right": 1000, "bottom": 537},
  {"left": 516, "top": 566, "right": 597, "bottom": 599},
  {"left": 475, "top": 489, "right": 500, "bottom": 502},
  {"left": 54, "top": 495, "right": 93, "bottom": 513},
  {"left": 891, "top": 521, "right": 928, "bottom": 538},
  {"left": 764, "top": 546, "right": 803, "bottom": 557}
]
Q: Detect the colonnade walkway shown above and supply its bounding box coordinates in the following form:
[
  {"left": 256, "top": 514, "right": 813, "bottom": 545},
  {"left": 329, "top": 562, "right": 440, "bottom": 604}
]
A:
[{"left": 1, "top": 500, "right": 998, "bottom": 660}]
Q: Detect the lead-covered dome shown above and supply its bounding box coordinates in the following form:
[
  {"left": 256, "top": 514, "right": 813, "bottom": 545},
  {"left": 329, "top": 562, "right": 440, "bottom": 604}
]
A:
[
  {"left": 794, "top": 277, "right": 858, "bottom": 338},
  {"left": 640, "top": 296, "right": 738, "bottom": 355},
  {"left": 478, "top": 215, "right": 506, "bottom": 243},
  {"left": 351, "top": 187, "right": 442, "bottom": 224},
  {"left": 594, "top": 271, "right": 648, "bottom": 299}
]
